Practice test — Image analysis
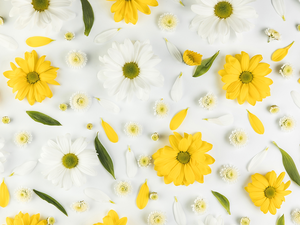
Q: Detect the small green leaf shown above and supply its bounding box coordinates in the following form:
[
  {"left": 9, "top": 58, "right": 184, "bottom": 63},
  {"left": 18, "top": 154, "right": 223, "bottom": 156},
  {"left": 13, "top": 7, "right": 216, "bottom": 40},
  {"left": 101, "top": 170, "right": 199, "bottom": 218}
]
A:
[
  {"left": 211, "top": 190, "right": 231, "bottom": 215},
  {"left": 273, "top": 141, "right": 300, "bottom": 186},
  {"left": 33, "top": 189, "right": 68, "bottom": 216},
  {"left": 94, "top": 133, "right": 116, "bottom": 179},
  {"left": 193, "top": 51, "right": 220, "bottom": 77},
  {"left": 26, "top": 111, "right": 62, "bottom": 126},
  {"left": 80, "top": 0, "right": 94, "bottom": 36},
  {"left": 277, "top": 214, "right": 285, "bottom": 225}
]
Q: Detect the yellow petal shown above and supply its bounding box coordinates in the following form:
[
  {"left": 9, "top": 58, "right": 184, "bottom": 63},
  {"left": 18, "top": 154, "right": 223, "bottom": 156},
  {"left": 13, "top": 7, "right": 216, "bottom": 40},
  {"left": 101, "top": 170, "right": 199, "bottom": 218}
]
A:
[
  {"left": 0, "top": 179, "right": 9, "bottom": 208},
  {"left": 170, "top": 108, "right": 189, "bottom": 130},
  {"left": 247, "top": 110, "right": 265, "bottom": 134},
  {"left": 26, "top": 36, "right": 55, "bottom": 47},
  {"left": 136, "top": 179, "right": 149, "bottom": 209},
  {"left": 101, "top": 118, "right": 119, "bottom": 143},
  {"left": 271, "top": 41, "right": 294, "bottom": 62}
]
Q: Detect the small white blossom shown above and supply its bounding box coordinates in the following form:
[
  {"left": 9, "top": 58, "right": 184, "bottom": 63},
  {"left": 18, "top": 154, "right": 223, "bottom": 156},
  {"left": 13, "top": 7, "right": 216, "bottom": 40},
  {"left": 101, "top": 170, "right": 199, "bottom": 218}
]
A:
[
  {"left": 199, "top": 92, "right": 217, "bottom": 110},
  {"left": 229, "top": 129, "right": 248, "bottom": 148}
]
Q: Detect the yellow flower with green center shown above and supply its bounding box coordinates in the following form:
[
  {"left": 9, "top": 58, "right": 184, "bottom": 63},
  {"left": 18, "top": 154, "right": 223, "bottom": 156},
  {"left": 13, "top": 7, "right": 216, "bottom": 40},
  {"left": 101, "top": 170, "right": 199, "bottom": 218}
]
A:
[
  {"left": 153, "top": 132, "right": 214, "bottom": 186},
  {"left": 219, "top": 51, "right": 273, "bottom": 105},
  {"left": 6, "top": 212, "right": 47, "bottom": 225},
  {"left": 245, "top": 171, "right": 291, "bottom": 215},
  {"left": 3, "top": 50, "right": 59, "bottom": 105},
  {"left": 183, "top": 50, "right": 202, "bottom": 66},
  {"left": 93, "top": 210, "right": 127, "bottom": 225}
]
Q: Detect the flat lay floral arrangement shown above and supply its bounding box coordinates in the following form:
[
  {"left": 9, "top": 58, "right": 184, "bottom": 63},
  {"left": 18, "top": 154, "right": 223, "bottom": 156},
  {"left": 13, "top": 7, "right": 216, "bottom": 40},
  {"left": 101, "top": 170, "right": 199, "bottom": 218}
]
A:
[{"left": 0, "top": 0, "right": 300, "bottom": 224}]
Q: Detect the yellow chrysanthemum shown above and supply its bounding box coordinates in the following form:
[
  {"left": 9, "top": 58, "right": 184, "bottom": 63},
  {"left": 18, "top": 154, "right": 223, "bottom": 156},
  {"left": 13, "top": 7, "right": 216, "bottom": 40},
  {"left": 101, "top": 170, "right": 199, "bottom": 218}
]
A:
[
  {"left": 219, "top": 51, "right": 273, "bottom": 106},
  {"left": 3, "top": 50, "right": 59, "bottom": 105},
  {"left": 94, "top": 210, "right": 127, "bottom": 225},
  {"left": 245, "top": 171, "right": 291, "bottom": 215},
  {"left": 6, "top": 212, "right": 47, "bottom": 225},
  {"left": 108, "top": 0, "right": 158, "bottom": 25},
  {"left": 153, "top": 132, "right": 215, "bottom": 186},
  {"left": 183, "top": 50, "right": 202, "bottom": 66}
]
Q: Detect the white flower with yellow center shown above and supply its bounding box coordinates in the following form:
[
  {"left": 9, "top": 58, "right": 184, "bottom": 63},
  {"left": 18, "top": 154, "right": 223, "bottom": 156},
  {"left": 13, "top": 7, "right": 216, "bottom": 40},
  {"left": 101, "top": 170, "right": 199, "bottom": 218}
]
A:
[
  {"left": 151, "top": 132, "right": 160, "bottom": 141},
  {"left": 191, "top": 197, "right": 208, "bottom": 215},
  {"left": 0, "top": 137, "right": 7, "bottom": 173},
  {"left": 124, "top": 122, "right": 142, "bottom": 138},
  {"left": 150, "top": 192, "right": 159, "bottom": 200},
  {"left": 59, "top": 103, "right": 68, "bottom": 111},
  {"left": 70, "top": 92, "right": 92, "bottom": 112},
  {"left": 64, "top": 32, "right": 75, "bottom": 41},
  {"left": 265, "top": 28, "right": 281, "bottom": 42},
  {"left": 71, "top": 200, "right": 89, "bottom": 213},
  {"left": 154, "top": 99, "right": 169, "bottom": 118},
  {"left": 2, "top": 116, "right": 10, "bottom": 124},
  {"left": 138, "top": 155, "right": 152, "bottom": 168},
  {"left": 14, "top": 187, "right": 33, "bottom": 203},
  {"left": 269, "top": 105, "right": 280, "bottom": 114},
  {"left": 98, "top": 39, "right": 164, "bottom": 102},
  {"left": 158, "top": 13, "right": 179, "bottom": 32},
  {"left": 240, "top": 217, "right": 250, "bottom": 225},
  {"left": 220, "top": 164, "right": 239, "bottom": 183},
  {"left": 279, "top": 116, "right": 295, "bottom": 132},
  {"left": 39, "top": 134, "right": 99, "bottom": 189},
  {"left": 229, "top": 129, "right": 248, "bottom": 148},
  {"left": 292, "top": 209, "right": 300, "bottom": 225},
  {"left": 14, "top": 131, "right": 32, "bottom": 148},
  {"left": 47, "top": 217, "right": 56, "bottom": 225},
  {"left": 190, "top": 0, "right": 257, "bottom": 44},
  {"left": 66, "top": 50, "right": 87, "bottom": 69},
  {"left": 148, "top": 211, "right": 167, "bottom": 225},
  {"left": 114, "top": 181, "right": 132, "bottom": 197},
  {"left": 199, "top": 92, "right": 217, "bottom": 110},
  {"left": 279, "top": 63, "right": 293, "bottom": 78}
]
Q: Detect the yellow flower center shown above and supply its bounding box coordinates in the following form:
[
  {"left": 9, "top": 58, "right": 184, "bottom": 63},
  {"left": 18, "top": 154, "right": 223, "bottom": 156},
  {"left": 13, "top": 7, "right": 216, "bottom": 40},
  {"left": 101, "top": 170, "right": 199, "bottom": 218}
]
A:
[
  {"left": 264, "top": 186, "right": 276, "bottom": 199},
  {"left": 177, "top": 151, "right": 190, "bottom": 164},
  {"left": 128, "top": 124, "right": 139, "bottom": 135},
  {"left": 86, "top": 123, "right": 93, "bottom": 130},
  {"left": 123, "top": 62, "right": 140, "bottom": 79},
  {"left": 196, "top": 201, "right": 206, "bottom": 211},
  {"left": 32, "top": 0, "right": 50, "bottom": 12},
  {"left": 225, "top": 169, "right": 237, "bottom": 180},
  {"left": 119, "top": 184, "right": 128, "bottom": 193},
  {"left": 47, "top": 217, "right": 55, "bottom": 225},
  {"left": 151, "top": 133, "right": 159, "bottom": 141},
  {"left": 62, "top": 153, "right": 79, "bottom": 169},
  {"left": 27, "top": 71, "right": 40, "bottom": 84},
  {"left": 139, "top": 157, "right": 150, "bottom": 166},
  {"left": 214, "top": 1, "right": 233, "bottom": 19},
  {"left": 239, "top": 71, "right": 253, "bottom": 84},
  {"left": 18, "top": 134, "right": 29, "bottom": 144},
  {"left": 77, "top": 97, "right": 86, "bottom": 106}
]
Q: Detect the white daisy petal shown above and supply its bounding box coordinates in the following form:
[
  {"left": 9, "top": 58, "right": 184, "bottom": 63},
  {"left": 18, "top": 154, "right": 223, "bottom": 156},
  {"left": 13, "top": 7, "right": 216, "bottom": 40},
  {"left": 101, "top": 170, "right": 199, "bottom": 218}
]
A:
[
  {"left": 0, "top": 34, "right": 18, "bottom": 50},
  {"left": 10, "top": 160, "right": 38, "bottom": 176},
  {"left": 271, "top": 0, "right": 286, "bottom": 21},
  {"left": 94, "top": 28, "right": 122, "bottom": 44},
  {"left": 291, "top": 91, "right": 300, "bottom": 109},
  {"left": 84, "top": 188, "right": 115, "bottom": 203},
  {"left": 247, "top": 147, "right": 269, "bottom": 172},
  {"left": 171, "top": 73, "right": 183, "bottom": 102},
  {"left": 173, "top": 197, "right": 186, "bottom": 225},
  {"left": 203, "top": 114, "right": 234, "bottom": 126},
  {"left": 164, "top": 38, "right": 182, "bottom": 63},
  {"left": 126, "top": 146, "right": 138, "bottom": 178},
  {"left": 95, "top": 97, "right": 120, "bottom": 114}
]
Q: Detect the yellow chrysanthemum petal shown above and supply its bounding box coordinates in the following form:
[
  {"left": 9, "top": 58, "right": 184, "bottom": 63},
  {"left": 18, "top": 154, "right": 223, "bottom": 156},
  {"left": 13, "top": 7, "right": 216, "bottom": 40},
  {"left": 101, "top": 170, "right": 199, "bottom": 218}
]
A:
[
  {"left": 247, "top": 110, "right": 264, "bottom": 134},
  {"left": 271, "top": 41, "right": 294, "bottom": 62},
  {"left": 101, "top": 119, "right": 119, "bottom": 143},
  {"left": 136, "top": 180, "right": 149, "bottom": 209},
  {"left": 170, "top": 108, "right": 189, "bottom": 130},
  {"left": 0, "top": 179, "right": 9, "bottom": 208},
  {"left": 26, "top": 36, "right": 54, "bottom": 47}
]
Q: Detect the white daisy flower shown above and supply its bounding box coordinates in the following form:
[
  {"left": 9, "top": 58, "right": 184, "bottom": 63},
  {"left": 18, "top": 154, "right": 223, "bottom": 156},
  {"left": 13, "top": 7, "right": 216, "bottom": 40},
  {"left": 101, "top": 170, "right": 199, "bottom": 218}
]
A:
[
  {"left": 150, "top": 192, "right": 159, "bottom": 200},
  {"left": 114, "top": 181, "right": 132, "bottom": 197},
  {"left": 9, "top": 0, "right": 75, "bottom": 32},
  {"left": 98, "top": 39, "right": 164, "bottom": 102},
  {"left": 190, "top": 0, "right": 258, "bottom": 44},
  {"left": 137, "top": 155, "right": 152, "bottom": 168},
  {"left": 71, "top": 200, "right": 89, "bottom": 213},
  {"left": 39, "top": 134, "right": 99, "bottom": 189},
  {"left": 220, "top": 164, "right": 239, "bottom": 183},
  {"left": 229, "top": 129, "right": 248, "bottom": 148},
  {"left": 191, "top": 196, "right": 208, "bottom": 215},
  {"left": 153, "top": 99, "right": 169, "bottom": 118},
  {"left": 64, "top": 31, "right": 75, "bottom": 41},
  {"left": 124, "top": 122, "right": 142, "bottom": 138},
  {"left": 158, "top": 13, "right": 179, "bottom": 32},
  {"left": 14, "top": 187, "right": 33, "bottom": 203},
  {"left": 148, "top": 211, "right": 167, "bottom": 225},
  {"left": 279, "top": 63, "right": 293, "bottom": 78},
  {"left": 269, "top": 105, "right": 280, "bottom": 114},
  {"left": 240, "top": 217, "right": 250, "bottom": 225},
  {"left": 14, "top": 131, "right": 32, "bottom": 148},
  {"left": 279, "top": 116, "right": 295, "bottom": 132},
  {"left": 66, "top": 50, "right": 87, "bottom": 69},
  {"left": 0, "top": 137, "right": 7, "bottom": 173},
  {"left": 151, "top": 132, "right": 160, "bottom": 141},
  {"left": 70, "top": 92, "right": 92, "bottom": 112},
  {"left": 199, "top": 92, "right": 217, "bottom": 110},
  {"left": 292, "top": 209, "right": 300, "bottom": 225},
  {"left": 265, "top": 28, "right": 281, "bottom": 42},
  {"left": 47, "top": 217, "right": 56, "bottom": 225}
]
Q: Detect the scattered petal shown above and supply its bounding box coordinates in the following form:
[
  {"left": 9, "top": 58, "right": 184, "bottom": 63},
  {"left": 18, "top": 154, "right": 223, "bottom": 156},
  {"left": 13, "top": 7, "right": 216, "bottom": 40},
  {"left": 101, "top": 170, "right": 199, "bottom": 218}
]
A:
[
  {"left": 271, "top": 0, "right": 286, "bottom": 21},
  {"left": 126, "top": 146, "right": 138, "bottom": 178},
  {"left": 272, "top": 41, "right": 294, "bottom": 62},
  {"left": 173, "top": 196, "right": 186, "bottom": 225},
  {"left": 84, "top": 188, "right": 115, "bottom": 204},
  {"left": 10, "top": 160, "right": 38, "bottom": 176},
  {"left": 101, "top": 118, "right": 118, "bottom": 143},
  {"left": 0, "top": 34, "right": 18, "bottom": 50},
  {"left": 0, "top": 179, "right": 9, "bottom": 208},
  {"left": 136, "top": 179, "right": 149, "bottom": 209},
  {"left": 171, "top": 73, "right": 183, "bottom": 102},
  {"left": 95, "top": 97, "right": 120, "bottom": 114},
  {"left": 291, "top": 91, "right": 300, "bottom": 109},
  {"left": 203, "top": 114, "right": 234, "bottom": 126},
  {"left": 247, "top": 110, "right": 265, "bottom": 134},
  {"left": 170, "top": 108, "right": 189, "bottom": 130},
  {"left": 247, "top": 147, "right": 269, "bottom": 172},
  {"left": 26, "top": 36, "right": 54, "bottom": 47},
  {"left": 164, "top": 38, "right": 182, "bottom": 63},
  {"left": 94, "top": 28, "right": 122, "bottom": 44}
]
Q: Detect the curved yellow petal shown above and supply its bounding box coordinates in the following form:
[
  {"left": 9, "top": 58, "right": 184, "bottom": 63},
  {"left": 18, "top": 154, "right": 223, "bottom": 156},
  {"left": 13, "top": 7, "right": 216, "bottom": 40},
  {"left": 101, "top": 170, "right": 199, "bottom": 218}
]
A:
[
  {"left": 101, "top": 118, "right": 119, "bottom": 143},
  {"left": 271, "top": 41, "right": 294, "bottom": 62},
  {"left": 0, "top": 179, "right": 9, "bottom": 208},
  {"left": 247, "top": 110, "right": 264, "bottom": 134},
  {"left": 170, "top": 108, "right": 189, "bottom": 130},
  {"left": 26, "top": 36, "right": 55, "bottom": 47},
  {"left": 136, "top": 179, "right": 149, "bottom": 209}
]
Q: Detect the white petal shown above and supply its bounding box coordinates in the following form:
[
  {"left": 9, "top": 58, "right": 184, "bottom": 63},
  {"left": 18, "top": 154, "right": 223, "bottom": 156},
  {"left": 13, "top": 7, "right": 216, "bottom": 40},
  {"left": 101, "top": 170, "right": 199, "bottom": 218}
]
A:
[
  {"left": 84, "top": 188, "right": 114, "bottom": 203},
  {"left": 247, "top": 147, "right": 269, "bottom": 172},
  {"left": 126, "top": 146, "right": 138, "bottom": 178},
  {"left": 271, "top": 0, "right": 286, "bottom": 20},
  {"left": 203, "top": 114, "right": 234, "bottom": 126},
  {"left": 173, "top": 196, "right": 186, "bottom": 225},
  {"left": 0, "top": 34, "right": 18, "bottom": 50},
  {"left": 94, "top": 28, "right": 122, "bottom": 44},
  {"left": 291, "top": 91, "right": 300, "bottom": 109},
  {"left": 0, "top": 137, "right": 5, "bottom": 150},
  {"left": 171, "top": 73, "right": 183, "bottom": 102},
  {"left": 164, "top": 38, "right": 182, "bottom": 63},
  {"left": 95, "top": 97, "right": 120, "bottom": 114},
  {"left": 11, "top": 160, "right": 38, "bottom": 176}
]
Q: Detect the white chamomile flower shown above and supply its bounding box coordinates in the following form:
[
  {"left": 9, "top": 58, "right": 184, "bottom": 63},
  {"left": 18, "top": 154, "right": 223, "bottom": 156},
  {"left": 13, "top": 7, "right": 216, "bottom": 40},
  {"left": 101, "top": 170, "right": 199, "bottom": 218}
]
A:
[
  {"left": 64, "top": 32, "right": 75, "bottom": 41},
  {"left": 150, "top": 192, "right": 159, "bottom": 200},
  {"left": 114, "top": 181, "right": 132, "bottom": 197},
  {"left": 229, "top": 129, "right": 248, "bottom": 148},
  {"left": 14, "top": 187, "right": 33, "bottom": 203},
  {"left": 151, "top": 132, "right": 160, "bottom": 141},
  {"left": 265, "top": 28, "right": 281, "bottom": 42},
  {"left": 240, "top": 217, "right": 250, "bottom": 225},
  {"left": 269, "top": 105, "right": 280, "bottom": 114},
  {"left": 148, "top": 211, "right": 167, "bottom": 225},
  {"left": 124, "top": 122, "right": 142, "bottom": 138},
  {"left": 70, "top": 92, "right": 92, "bottom": 112},
  {"left": 199, "top": 92, "right": 217, "bottom": 110},
  {"left": 279, "top": 63, "right": 293, "bottom": 78},
  {"left": 158, "top": 13, "right": 179, "bottom": 32},
  {"left": 71, "top": 200, "right": 89, "bottom": 213},
  {"left": 191, "top": 196, "right": 208, "bottom": 215},
  {"left": 138, "top": 155, "right": 152, "bottom": 168},
  {"left": 279, "top": 116, "right": 295, "bottom": 132},
  {"left": 291, "top": 209, "right": 300, "bottom": 225},
  {"left": 66, "top": 50, "right": 87, "bottom": 69},
  {"left": 153, "top": 99, "right": 169, "bottom": 118},
  {"left": 14, "top": 131, "right": 32, "bottom": 148},
  {"left": 47, "top": 217, "right": 56, "bottom": 225},
  {"left": 220, "top": 164, "right": 239, "bottom": 183}
]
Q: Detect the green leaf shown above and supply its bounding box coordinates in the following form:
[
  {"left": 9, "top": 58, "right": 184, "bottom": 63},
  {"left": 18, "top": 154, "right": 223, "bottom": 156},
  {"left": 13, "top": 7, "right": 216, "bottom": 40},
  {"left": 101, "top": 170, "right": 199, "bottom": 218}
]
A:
[
  {"left": 193, "top": 51, "right": 220, "bottom": 77},
  {"left": 26, "top": 111, "right": 62, "bottom": 126},
  {"left": 33, "top": 189, "right": 68, "bottom": 216},
  {"left": 80, "top": 0, "right": 94, "bottom": 36},
  {"left": 94, "top": 133, "right": 116, "bottom": 179},
  {"left": 211, "top": 190, "right": 231, "bottom": 215},
  {"left": 273, "top": 141, "right": 300, "bottom": 186},
  {"left": 277, "top": 214, "right": 285, "bottom": 225}
]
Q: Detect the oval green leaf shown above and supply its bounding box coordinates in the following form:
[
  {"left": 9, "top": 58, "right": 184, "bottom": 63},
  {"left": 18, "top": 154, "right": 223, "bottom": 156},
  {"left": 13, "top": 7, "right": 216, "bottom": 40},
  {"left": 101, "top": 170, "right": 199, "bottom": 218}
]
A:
[
  {"left": 80, "top": 0, "right": 94, "bottom": 36},
  {"left": 211, "top": 190, "right": 231, "bottom": 215},
  {"left": 273, "top": 141, "right": 300, "bottom": 186},
  {"left": 277, "top": 214, "right": 285, "bottom": 225},
  {"left": 26, "top": 111, "right": 62, "bottom": 126},
  {"left": 94, "top": 133, "right": 116, "bottom": 179},
  {"left": 193, "top": 51, "right": 220, "bottom": 77},
  {"left": 33, "top": 189, "right": 68, "bottom": 216}
]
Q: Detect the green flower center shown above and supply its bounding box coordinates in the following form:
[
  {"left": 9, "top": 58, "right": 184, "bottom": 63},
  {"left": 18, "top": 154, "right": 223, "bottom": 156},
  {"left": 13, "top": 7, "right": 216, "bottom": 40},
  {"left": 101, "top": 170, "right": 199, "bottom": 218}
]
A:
[
  {"left": 214, "top": 1, "right": 233, "bottom": 19},
  {"left": 62, "top": 153, "right": 79, "bottom": 169},
  {"left": 264, "top": 186, "right": 276, "bottom": 199},
  {"left": 32, "top": 0, "right": 50, "bottom": 12},
  {"left": 239, "top": 71, "right": 253, "bottom": 84},
  {"left": 123, "top": 62, "right": 140, "bottom": 79},
  {"left": 27, "top": 72, "right": 40, "bottom": 84},
  {"left": 177, "top": 151, "right": 191, "bottom": 164}
]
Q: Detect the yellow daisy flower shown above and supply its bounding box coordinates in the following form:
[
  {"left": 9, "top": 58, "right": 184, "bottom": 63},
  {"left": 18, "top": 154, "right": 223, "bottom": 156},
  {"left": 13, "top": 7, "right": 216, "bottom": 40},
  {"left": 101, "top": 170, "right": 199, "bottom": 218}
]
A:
[
  {"left": 245, "top": 171, "right": 291, "bottom": 215},
  {"left": 3, "top": 50, "right": 59, "bottom": 105},
  {"left": 94, "top": 210, "right": 127, "bottom": 225},
  {"left": 6, "top": 212, "right": 47, "bottom": 225},
  {"left": 218, "top": 51, "right": 273, "bottom": 106},
  {"left": 183, "top": 50, "right": 202, "bottom": 66},
  {"left": 152, "top": 132, "right": 215, "bottom": 186},
  {"left": 108, "top": 0, "right": 158, "bottom": 25}
]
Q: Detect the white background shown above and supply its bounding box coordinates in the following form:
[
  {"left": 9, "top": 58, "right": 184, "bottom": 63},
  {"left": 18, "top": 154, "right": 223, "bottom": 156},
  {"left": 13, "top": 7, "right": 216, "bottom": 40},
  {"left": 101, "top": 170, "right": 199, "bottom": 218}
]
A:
[{"left": 0, "top": 0, "right": 300, "bottom": 224}]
